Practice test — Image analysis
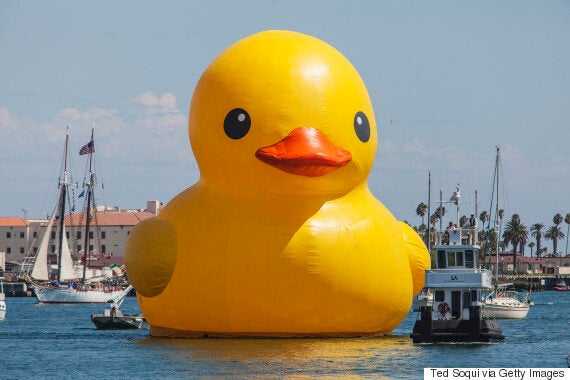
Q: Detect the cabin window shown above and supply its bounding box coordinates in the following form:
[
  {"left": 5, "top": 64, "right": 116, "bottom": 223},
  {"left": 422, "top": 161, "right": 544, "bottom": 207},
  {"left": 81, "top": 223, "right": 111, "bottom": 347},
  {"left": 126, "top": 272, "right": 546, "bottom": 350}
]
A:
[
  {"left": 77, "top": 231, "right": 82, "bottom": 239},
  {"left": 20, "top": 231, "right": 25, "bottom": 238},
  {"left": 456, "top": 252, "right": 464, "bottom": 266},
  {"left": 465, "top": 250, "right": 474, "bottom": 268},
  {"left": 447, "top": 251, "right": 456, "bottom": 266},
  {"left": 437, "top": 250, "right": 446, "bottom": 268},
  {"left": 6, "top": 232, "right": 11, "bottom": 238},
  {"left": 434, "top": 290, "right": 445, "bottom": 302}
]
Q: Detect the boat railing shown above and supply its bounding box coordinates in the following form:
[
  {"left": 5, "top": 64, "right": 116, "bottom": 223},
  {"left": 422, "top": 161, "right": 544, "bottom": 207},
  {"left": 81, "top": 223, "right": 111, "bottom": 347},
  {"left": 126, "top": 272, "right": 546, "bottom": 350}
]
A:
[{"left": 434, "top": 227, "right": 478, "bottom": 246}]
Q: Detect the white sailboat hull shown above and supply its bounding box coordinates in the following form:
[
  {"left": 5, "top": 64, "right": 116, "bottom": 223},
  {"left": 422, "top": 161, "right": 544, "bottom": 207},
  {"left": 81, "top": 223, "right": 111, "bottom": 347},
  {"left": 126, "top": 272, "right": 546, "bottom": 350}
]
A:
[
  {"left": 0, "top": 294, "right": 6, "bottom": 321},
  {"left": 482, "top": 297, "right": 530, "bottom": 319},
  {"left": 34, "top": 286, "right": 128, "bottom": 304}
]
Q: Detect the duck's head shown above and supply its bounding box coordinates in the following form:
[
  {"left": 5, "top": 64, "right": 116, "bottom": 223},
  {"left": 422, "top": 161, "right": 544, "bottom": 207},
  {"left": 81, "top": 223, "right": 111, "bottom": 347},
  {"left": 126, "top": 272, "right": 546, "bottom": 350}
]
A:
[{"left": 189, "top": 30, "right": 377, "bottom": 199}]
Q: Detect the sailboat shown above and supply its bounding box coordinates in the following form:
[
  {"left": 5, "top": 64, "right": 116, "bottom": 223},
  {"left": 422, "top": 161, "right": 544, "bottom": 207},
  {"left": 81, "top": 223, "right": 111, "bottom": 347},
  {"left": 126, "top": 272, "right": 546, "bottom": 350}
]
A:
[
  {"left": 27, "top": 129, "right": 130, "bottom": 304},
  {"left": 481, "top": 147, "right": 531, "bottom": 319}
]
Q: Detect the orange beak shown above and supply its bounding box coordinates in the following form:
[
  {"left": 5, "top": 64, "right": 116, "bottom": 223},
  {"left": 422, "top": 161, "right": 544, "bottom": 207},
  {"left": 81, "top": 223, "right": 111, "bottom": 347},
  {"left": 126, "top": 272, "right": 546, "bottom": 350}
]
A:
[{"left": 255, "top": 127, "right": 352, "bottom": 177}]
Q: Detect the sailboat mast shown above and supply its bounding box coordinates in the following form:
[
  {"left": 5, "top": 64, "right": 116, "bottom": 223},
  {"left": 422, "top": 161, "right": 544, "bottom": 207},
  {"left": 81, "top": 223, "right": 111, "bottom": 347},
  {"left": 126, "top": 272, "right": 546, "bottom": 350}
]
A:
[
  {"left": 56, "top": 132, "right": 69, "bottom": 282},
  {"left": 427, "top": 171, "right": 431, "bottom": 251},
  {"left": 82, "top": 128, "right": 95, "bottom": 283},
  {"left": 494, "top": 146, "right": 500, "bottom": 288}
]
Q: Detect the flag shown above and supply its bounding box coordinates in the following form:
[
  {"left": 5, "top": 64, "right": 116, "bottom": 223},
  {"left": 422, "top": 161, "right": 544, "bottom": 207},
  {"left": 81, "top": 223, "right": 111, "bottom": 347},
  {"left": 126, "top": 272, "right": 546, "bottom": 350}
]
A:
[
  {"left": 78, "top": 190, "right": 85, "bottom": 198},
  {"left": 79, "top": 140, "right": 94, "bottom": 155}
]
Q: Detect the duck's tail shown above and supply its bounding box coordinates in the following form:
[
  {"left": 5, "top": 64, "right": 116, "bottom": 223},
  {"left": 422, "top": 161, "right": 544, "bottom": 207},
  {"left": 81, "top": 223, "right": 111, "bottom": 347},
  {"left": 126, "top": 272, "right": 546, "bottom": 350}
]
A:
[{"left": 399, "top": 222, "right": 431, "bottom": 296}]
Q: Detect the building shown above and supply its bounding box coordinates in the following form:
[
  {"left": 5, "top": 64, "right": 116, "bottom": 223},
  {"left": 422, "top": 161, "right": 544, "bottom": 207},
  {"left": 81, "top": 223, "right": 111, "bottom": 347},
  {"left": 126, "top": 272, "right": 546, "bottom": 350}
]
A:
[
  {"left": 0, "top": 201, "right": 161, "bottom": 266},
  {"left": 486, "top": 252, "right": 570, "bottom": 275}
]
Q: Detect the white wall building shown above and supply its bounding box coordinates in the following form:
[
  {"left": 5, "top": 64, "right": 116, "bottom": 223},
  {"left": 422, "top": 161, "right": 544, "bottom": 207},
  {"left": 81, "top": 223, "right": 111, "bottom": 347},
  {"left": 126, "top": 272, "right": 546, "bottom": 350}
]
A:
[{"left": 0, "top": 201, "right": 161, "bottom": 265}]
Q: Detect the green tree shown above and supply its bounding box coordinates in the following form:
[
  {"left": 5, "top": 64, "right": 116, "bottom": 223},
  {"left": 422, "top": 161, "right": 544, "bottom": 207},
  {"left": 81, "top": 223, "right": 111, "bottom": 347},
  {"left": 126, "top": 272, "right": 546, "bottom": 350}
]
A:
[
  {"left": 479, "top": 211, "right": 488, "bottom": 230},
  {"left": 416, "top": 202, "right": 428, "bottom": 243},
  {"left": 545, "top": 224, "right": 565, "bottom": 256},
  {"left": 480, "top": 229, "right": 497, "bottom": 265},
  {"left": 416, "top": 202, "right": 427, "bottom": 226},
  {"left": 528, "top": 242, "right": 535, "bottom": 257},
  {"left": 530, "top": 223, "right": 545, "bottom": 258},
  {"left": 502, "top": 214, "right": 528, "bottom": 273},
  {"left": 459, "top": 215, "right": 468, "bottom": 228}
]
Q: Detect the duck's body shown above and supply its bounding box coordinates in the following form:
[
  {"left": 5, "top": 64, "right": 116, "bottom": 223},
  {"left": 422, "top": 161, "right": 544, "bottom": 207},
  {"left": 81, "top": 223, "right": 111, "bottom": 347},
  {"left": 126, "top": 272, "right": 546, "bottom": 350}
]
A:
[{"left": 125, "top": 30, "right": 430, "bottom": 337}]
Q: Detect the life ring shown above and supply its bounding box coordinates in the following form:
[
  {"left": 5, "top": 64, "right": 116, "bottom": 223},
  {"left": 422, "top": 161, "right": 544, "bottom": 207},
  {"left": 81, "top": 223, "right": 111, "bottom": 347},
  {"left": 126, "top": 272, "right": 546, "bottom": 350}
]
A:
[{"left": 437, "top": 302, "right": 451, "bottom": 316}]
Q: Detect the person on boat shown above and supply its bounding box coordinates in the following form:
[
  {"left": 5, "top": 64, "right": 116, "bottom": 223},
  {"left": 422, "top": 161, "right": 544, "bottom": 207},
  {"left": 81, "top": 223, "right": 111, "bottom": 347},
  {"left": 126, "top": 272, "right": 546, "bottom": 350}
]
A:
[{"left": 446, "top": 222, "right": 456, "bottom": 231}]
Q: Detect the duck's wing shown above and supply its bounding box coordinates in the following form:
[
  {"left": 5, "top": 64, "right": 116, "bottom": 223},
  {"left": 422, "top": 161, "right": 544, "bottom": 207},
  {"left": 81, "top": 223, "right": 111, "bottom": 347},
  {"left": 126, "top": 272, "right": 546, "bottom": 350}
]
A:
[
  {"left": 399, "top": 221, "right": 431, "bottom": 296},
  {"left": 124, "top": 217, "right": 178, "bottom": 297}
]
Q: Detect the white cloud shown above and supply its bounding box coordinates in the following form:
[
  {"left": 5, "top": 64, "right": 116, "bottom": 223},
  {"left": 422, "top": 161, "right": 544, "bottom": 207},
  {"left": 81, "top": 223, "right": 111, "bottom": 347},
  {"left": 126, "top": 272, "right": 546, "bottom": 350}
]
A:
[
  {"left": 132, "top": 91, "right": 180, "bottom": 114},
  {"left": 0, "top": 106, "right": 19, "bottom": 132},
  {"left": 402, "top": 138, "right": 430, "bottom": 156}
]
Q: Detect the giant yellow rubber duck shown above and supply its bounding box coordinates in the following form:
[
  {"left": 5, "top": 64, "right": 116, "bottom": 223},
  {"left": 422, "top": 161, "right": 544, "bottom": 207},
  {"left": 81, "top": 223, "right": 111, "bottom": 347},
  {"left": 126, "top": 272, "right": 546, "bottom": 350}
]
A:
[{"left": 125, "top": 30, "right": 430, "bottom": 337}]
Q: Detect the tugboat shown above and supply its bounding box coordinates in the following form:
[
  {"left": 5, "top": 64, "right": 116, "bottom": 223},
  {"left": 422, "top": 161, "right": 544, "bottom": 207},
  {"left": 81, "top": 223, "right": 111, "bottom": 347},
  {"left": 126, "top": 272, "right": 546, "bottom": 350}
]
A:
[{"left": 410, "top": 185, "right": 504, "bottom": 344}]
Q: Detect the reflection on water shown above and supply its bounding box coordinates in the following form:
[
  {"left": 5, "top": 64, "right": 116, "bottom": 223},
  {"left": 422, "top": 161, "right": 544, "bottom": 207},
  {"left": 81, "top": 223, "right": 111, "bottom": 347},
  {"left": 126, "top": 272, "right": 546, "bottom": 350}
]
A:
[{"left": 137, "top": 335, "right": 421, "bottom": 378}]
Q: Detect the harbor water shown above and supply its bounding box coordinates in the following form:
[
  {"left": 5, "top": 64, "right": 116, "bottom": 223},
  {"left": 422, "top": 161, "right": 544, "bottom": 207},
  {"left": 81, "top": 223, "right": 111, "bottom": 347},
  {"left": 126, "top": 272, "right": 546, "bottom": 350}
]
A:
[{"left": 0, "top": 291, "right": 568, "bottom": 379}]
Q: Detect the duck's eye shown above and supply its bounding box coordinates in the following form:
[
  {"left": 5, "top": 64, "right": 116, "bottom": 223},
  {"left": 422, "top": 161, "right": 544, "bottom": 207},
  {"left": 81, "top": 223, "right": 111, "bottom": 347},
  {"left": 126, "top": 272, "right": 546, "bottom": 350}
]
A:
[
  {"left": 224, "top": 108, "right": 251, "bottom": 140},
  {"left": 354, "top": 111, "right": 370, "bottom": 143}
]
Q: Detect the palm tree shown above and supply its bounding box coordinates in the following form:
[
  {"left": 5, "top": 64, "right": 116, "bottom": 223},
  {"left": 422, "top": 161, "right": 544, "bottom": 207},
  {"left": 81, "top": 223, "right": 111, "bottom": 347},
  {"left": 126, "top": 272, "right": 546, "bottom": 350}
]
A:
[
  {"left": 530, "top": 223, "right": 544, "bottom": 258},
  {"left": 416, "top": 202, "right": 427, "bottom": 243},
  {"left": 553, "top": 213, "right": 563, "bottom": 226},
  {"left": 545, "top": 224, "right": 565, "bottom": 256},
  {"left": 481, "top": 229, "right": 497, "bottom": 264},
  {"left": 502, "top": 214, "right": 528, "bottom": 273},
  {"left": 528, "top": 242, "right": 535, "bottom": 257},
  {"left": 416, "top": 202, "right": 427, "bottom": 226},
  {"left": 479, "top": 211, "right": 488, "bottom": 229},
  {"left": 564, "top": 212, "right": 570, "bottom": 256}
]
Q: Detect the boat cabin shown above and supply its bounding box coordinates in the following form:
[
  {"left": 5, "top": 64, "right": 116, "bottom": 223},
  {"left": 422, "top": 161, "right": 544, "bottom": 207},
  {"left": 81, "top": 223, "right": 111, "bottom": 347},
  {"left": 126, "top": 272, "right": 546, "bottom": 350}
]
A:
[
  {"left": 411, "top": 228, "right": 503, "bottom": 343},
  {"left": 427, "top": 238, "right": 492, "bottom": 321}
]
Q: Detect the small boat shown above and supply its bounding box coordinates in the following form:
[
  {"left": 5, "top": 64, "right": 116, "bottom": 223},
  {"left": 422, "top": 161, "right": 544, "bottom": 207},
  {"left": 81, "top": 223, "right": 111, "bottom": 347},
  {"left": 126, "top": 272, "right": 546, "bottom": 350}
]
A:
[
  {"left": 553, "top": 279, "right": 570, "bottom": 291},
  {"left": 482, "top": 284, "right": 531, "bottom": 319},
  {"left": 481, "top": 147, "right": 531, "bottom": 320},
  {"left": 0, "top": 276, "right": 6, "bottom": 321},
  {"left": 91, "top": 309, "right": 148, "bottom": 330},
  {"left": 410, "top": 183, "right": 504, "bottom": 344},
  {"left": 90, "top": 285, "right": 148, "bottom": 330}
]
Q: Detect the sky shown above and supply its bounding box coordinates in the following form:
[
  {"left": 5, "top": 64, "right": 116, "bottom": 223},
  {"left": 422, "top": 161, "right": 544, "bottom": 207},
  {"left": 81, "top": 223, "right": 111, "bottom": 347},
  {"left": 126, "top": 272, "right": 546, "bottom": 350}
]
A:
[{"left": 1, "top": 0, "right": 569, "bottom": 231}]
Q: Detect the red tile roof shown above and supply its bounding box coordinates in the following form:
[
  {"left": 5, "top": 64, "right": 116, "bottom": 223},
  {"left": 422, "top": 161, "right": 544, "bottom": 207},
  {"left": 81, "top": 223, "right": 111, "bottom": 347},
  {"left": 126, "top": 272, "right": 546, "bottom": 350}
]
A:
[
  {"left": 64, "top": 211, "right": 155, "bottom": 227},
  {"left": 0, "top": 217, "right": 29, "bottom": 227}
]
